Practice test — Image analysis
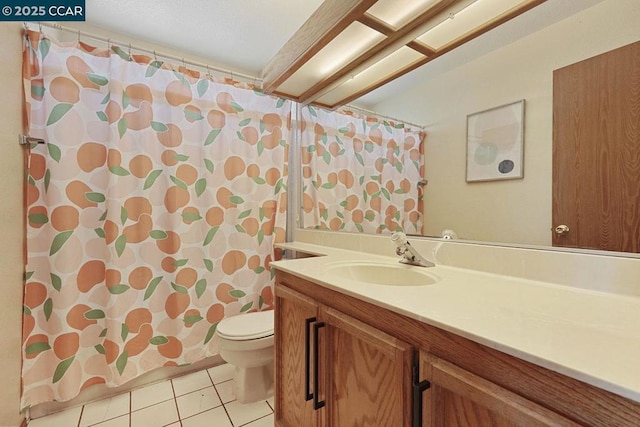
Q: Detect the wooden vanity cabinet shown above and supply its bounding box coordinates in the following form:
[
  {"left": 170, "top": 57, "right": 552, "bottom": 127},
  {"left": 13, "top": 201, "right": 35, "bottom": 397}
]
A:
[
  {"left": 274, "top": 285, "right": 413, "bottom": 427},
  {"left": 319, "top": 307, "right": 413, "bottom": 426},
  {"left": 274, "top": 270, "right": 640, "bottom": 427},
  {"left": 419, "top": 352, "right": 579, "bottom": 426},
  {"left": 274, "top": 285, "right": 319, "bottom": 426}
]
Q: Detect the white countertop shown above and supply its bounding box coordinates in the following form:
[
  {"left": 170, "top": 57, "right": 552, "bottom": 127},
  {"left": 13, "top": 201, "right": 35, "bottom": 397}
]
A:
[{"left": 271, "top": 242, "right": 640, "bottom": 403}]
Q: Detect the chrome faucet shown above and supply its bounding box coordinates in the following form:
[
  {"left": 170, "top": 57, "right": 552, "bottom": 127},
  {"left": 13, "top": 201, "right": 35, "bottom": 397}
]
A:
[{"left": 391, "top": 232, "right": 435, "bottom": 268}]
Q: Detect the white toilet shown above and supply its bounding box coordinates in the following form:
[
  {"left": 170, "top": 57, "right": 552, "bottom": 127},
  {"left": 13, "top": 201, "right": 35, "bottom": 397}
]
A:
[{"left": 215, "top": 310, "right": 275, "bottom": 404}]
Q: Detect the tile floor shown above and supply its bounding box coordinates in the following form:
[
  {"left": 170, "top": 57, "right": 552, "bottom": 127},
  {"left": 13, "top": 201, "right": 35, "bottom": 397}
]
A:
[{"left": 28, "top": 364, "right": 274, "bottom": 427}]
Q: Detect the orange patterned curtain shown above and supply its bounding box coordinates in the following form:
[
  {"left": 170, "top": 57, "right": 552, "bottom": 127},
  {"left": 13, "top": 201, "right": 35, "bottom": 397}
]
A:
[
  {"left": 21, "top": 31, "right": 288, "bottom": 408},
  {"left": 300, "top": 106, "right": 424, "bottom": 234}
]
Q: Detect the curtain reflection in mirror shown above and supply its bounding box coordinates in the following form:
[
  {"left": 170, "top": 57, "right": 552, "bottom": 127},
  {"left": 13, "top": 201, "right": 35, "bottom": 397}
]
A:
[{"left": 299, "top": 106, "right": 424, "bottom": 235}]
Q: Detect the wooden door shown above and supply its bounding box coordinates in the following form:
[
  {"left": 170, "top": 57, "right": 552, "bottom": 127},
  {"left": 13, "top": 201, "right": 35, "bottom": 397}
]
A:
[
  {"left": 321, "top": 307, "right": 413, "bottom": 427},
  {"left": 274, "top": 285, "right": 320, "bottom": 427},
  {"left": 419, "top": 352, "right": 579, "bottom": 426},
  {"left": 552, "top": 41, "right": 640, "bottom": 252}
]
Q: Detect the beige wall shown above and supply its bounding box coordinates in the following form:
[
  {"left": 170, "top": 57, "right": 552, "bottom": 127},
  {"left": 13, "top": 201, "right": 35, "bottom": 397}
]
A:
[
  {"left": 0, "top": 22, "right": 28, "bottom": 427},
  {"left": 372, "top": 0, "right": 640, "bottom": 246}
]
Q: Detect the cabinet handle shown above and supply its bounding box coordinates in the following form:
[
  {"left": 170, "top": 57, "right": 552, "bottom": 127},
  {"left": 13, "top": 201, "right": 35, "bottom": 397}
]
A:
[
  {"left": 412, "top": 365, "right": 431, "bottom": 427},
  {"left": 313, "top": 321, "right": 326, "bottom": 410},
  {"left": 304, "top": 317, "right": 316, "bottom": 401}
]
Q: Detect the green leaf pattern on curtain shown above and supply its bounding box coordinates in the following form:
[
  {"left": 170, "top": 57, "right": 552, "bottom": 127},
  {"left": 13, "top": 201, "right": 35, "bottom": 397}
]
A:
[
  {"left": 21, "top": 30, "right": 287, "bottom": 408},
  {"left": 300, "top": 107, "right": 424, "bottom": 235}
]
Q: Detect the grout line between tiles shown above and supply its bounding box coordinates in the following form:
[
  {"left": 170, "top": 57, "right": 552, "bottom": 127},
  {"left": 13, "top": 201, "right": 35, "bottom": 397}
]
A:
[
  {"left": 208, "top": 369, "right": 235, "bottom": 427},
  {"left": 174, "top": 385, "right": 214, "bottom": 399},
  {"left": 77, "top": 406, "right": 84, "bottom": 427},
  {"left": 85, "top": 398, "right": 129, "bottom": 427},
  {"left": 132, "top": 396, "right": 175, "bottom": 413},
  {"left": 238, "top": 412, "right": 273, "bottom": 427},
  {"left": 169, "top": 377, "right": 183, "bottom": 426}
]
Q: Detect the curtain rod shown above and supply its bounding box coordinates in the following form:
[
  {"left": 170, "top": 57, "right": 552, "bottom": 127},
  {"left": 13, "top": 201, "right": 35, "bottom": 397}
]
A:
[
  {"left": 343, "top": 104, "right": 425, "bottom": 130},
  {"left": 31, "top": 22, "right": 263, "bottom": 84}
]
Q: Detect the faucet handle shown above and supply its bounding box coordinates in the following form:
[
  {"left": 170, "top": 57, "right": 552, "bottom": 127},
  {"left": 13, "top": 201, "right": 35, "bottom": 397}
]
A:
[
  {"left": 391, "top": 232, "right": 408, "bottom": 246},
  {"left": 391, "top": 232, "right": 435, "bottom": 268}
]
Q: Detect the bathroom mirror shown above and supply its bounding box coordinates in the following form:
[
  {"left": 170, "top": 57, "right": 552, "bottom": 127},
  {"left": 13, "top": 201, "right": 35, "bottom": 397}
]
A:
[{"left": 298, "top": 0, "right": 640, "bottom": 255}]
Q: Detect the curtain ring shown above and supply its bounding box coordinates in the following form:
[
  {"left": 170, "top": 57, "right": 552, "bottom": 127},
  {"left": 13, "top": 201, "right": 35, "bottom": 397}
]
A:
[
  {"left": 206, "top": 65, "right": 211, "bottom": 79},
  {"left": 106, "top": 38, "right": 111, "bottom": 50},
  {"left": 128, "top": 43, "right": 132, "bottom": 56},
  {"left": 182, "top": 58, "right": 186, "bottom": 69},
  {"left": 38, "top": 22, "right": 42, "bottom": 33},
  {"left": 153, "top": 50, "right": 157, "bottom": 62},
  {"left": 77, "top": 29, "right": 81, "bottom": 43}
]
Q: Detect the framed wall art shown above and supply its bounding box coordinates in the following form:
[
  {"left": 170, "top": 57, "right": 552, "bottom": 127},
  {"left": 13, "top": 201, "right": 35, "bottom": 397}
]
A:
[{"left": 466, "top": 99, "right": 525, "bottom": 182}]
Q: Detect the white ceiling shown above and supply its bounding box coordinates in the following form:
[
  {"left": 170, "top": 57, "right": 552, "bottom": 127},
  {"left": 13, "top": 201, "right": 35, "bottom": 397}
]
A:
[
  {"left": 84, "top": 0, "right": 324, "bottom": 77},
  {"left": 82, "top": 0, "right": 603, "bottom": 109}
]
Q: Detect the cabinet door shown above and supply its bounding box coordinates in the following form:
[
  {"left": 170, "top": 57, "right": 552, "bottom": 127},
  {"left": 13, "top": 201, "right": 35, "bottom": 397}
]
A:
[
  {"left": 274, "top": 285, "right": 321, "bottom": 427},
  {"left": 419, "top": 351, "right": 580, "bottom": 427},
  {"left": 321, "top": 307, "right": 413, "bottom": 427}
]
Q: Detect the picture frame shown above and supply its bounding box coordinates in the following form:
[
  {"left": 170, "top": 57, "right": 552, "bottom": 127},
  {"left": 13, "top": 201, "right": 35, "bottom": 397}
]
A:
[{"left": 466, "top": 99, "right": 525, "bottom": 182}]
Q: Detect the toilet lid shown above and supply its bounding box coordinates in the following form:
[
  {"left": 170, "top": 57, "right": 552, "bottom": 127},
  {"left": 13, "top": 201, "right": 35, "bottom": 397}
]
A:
[{"left": 216, "top": 310, "right": 274, "bottom": 340}]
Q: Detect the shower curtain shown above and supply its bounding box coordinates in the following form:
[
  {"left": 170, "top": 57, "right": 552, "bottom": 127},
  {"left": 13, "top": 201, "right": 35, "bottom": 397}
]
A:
[
  {"left": 300, "top": 106, "right": 424, "bottom": 234},
  {"left": 21, "top": 30, "right": 288, "bottom": 408}
]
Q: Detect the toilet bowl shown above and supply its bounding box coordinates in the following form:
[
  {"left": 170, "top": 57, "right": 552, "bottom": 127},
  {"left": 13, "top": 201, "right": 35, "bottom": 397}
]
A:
[{"left": 215, "top": 310, "right": 274, "bottom": 404}]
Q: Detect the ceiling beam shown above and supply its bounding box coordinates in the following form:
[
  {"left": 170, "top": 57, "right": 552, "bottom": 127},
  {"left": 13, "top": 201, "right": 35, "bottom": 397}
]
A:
[
  {"left": 358, "top": 13, "right": 436, "bottom": 57},
  {"left": 323, "top": 0, "right": 548, "bottom": 109},
  {"left": 357, "top": 13, "right": 395, "bottom": 35},
  {"left": 296, "top": 0, "right": 461, "bottom": 104},
  {"left": 261, "top": 0, "right": 379, "bottom": 94}
]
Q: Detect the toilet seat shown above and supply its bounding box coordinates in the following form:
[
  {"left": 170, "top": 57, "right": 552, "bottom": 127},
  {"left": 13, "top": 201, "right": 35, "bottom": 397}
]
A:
[{"left": 216, "top": 310, "right": 274, "bottom": 341}]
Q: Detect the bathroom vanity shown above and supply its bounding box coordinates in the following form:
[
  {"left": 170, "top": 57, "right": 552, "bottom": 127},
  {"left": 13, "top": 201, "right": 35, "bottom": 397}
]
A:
[{"left": 271, "top": 243, "right": 640, "bottom": 426}]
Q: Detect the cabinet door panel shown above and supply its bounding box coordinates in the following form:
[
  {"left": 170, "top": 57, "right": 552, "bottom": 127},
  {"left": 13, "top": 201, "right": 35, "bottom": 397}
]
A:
[
  {"left": 420, "top": 352, "right": 580, "bottom": 427},
  {"left": 323, "top": 307, "right": 413, "bottom": 427},
  {"left": 275, "top": 285, "right": 320, "bottom": 427}
]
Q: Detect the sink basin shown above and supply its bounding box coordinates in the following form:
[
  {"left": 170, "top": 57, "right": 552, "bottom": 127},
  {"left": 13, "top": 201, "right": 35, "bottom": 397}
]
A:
[{"left": 325, "top": 261, "right": 438, "bottom": 286}]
